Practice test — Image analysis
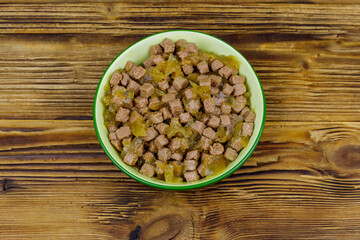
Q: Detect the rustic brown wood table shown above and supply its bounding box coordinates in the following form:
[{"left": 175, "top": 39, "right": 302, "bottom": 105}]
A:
[{"left": 1, "top": 1, "right": 360, "bottom": 239}]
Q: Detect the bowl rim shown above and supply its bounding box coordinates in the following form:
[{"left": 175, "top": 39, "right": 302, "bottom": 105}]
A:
[{"left": 93, "top": 29, "right": 266, "bottom": 190}]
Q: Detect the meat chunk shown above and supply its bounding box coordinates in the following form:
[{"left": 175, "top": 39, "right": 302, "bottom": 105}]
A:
[
  {"left": 211, "top": 87, "right": 220, "bottom": 95},
  {"left": 155, "top": 160, "right": 165, "bottom": 175},
  {"left": 138, "top": 106, "right": 150, "bottom": 115},
  {"left": 155, "top": 123, "right": 169, "bottom": 135},
  {"left": 233, "top": 83, "right": 247, "bottom": 96},
  {"left": 154, "top": 135, "right": 169, "bottom": 149},
  {"left": 150, "top": 111, "right": 163, "bottom": 124},
  {"left": 218, "top": 65, "right": 236, "bottom": 79},
  {"left": 111, "top": 139, "right": 122, "bottom": 151},
  {"left": 184, "top": 160, "right": 197, "bottom": 171},
  {"left": 109, "top": 131, "right": 117, "bottom": 141},
  {"left": 203, "top": 98, "right": 215, "bottom": 114},
  {"left": 140, "top": 163, "right": 155, "bottom": 177},
  {"left": 134, "top": 96, "right": 148, "bottom": 108},
  {"left": 140, "top": 83, "right": 155, "bottom": 98},
  {"left": 221, "top": 103, "right": 232, "bottom": 115},
  {"left": 242, "top": 122, "right": 254, "bottom": 137},
  {"left": 214, "top": 97, "right": 225, "bottom": 107},
  {"left": 210, "top": 143, "right": 224, "bottom": 155},
  {"left": 224, "top": 147, "right": 238, "bottom": 161},
  {"left": 232, "top": 96, "right": 246, "bottom": 113},
  {"left": 130, "top": 66, "right": 146, "bottom": 80},
  {"left": 197, "top": 163, "right": 206, "bottom": 177},
  {"left": 222, "top": 83, "right": 234, "bottom": 96},
  {"left": 230, "top": 75, "right": 245, "bottom": 85},
  {"left": 115, "top": 107, "right": 130, "bottom": 123},
  {"left": 127, "top": 80, "right": 141, "bottom": 95},
  {"left": 240, "top": 106, "right": 251, "bottom": 117},
  {"left": 210, "top": 75, "right": 222, "bottom": 87},
  {"left": 160, "top": 107, "right": 172, "bottom": 120},
  {"left": 160, "top": 38, "right": 175, "bottom": 54},
  {"left": 121, "top": 73, "right": 131, "bottom": 87},
  {"left": 115, "top": 126, "right": 132, "bottom": 140},
  {"left": 179, "top": 112, "right": 192, "bottom": 123},
  {"left": 200, "top": 136, "right": 213, "bottom": 151},
  {"left": 183, "top": 88, "right": 195, "bottom": 100},
  {"left": 210, "top": 59, "right": 224, "bottom": 71},
  {"left": 214, "top": 107, "right": 221, "bottom": 115},
  {"left": 198, "top": 75, "right": 211, "bottom": 87},
  {"left": 152, "top": 54, "right": 165, "bottom": 65},
  {"left": 123, "top": 153, "right": 138, "bottom": 166},
  {"left": 168, "top": 99, "right": 184, "bottom": 115},
  {"left": 143, "top": 127, "right": 159, "bottom": 141},
  {"left": 197, "top": 60, "right": 209, "bottom": 74},
  {"left": 143, "top": 151, "right": 155, "bottom": 163},
  {"left": 171, "top": 152, "right": 183, "bottom": 161},
  {"left": 220, "top": 115, "right": 231, "bottom": 126},
  {"left": 125, "top": 61, "right": 137, "bottom": 72},
  {"left": 149, "top": 141, "right": 157, "bottom": 153},
  {"left": 186, "top": 150, "right": 200, "bottom": 160},
  {"left": 200, "top": 114, "right": 209, "bottom": 124},
  {"left": 188, "top": 99, "right": 202, "bottom": 114},
  {"left": 158, "top": 147, "right": 172, "bottom": 161},
  {"left": 143, "top": 57, "right": 153, "bottom": 69},
  {"left": 169, "top": 137, "right": 181, "bottom": 152},
  {"left": 191, "top": 121, "right": 206, "bottom": 135},
  {"left": 110, "top": 71, "right": 122, "bottom": 86},
  {"left": 148, "top": 96, "right": 162, "bottom": 111},
  {"left": 207, "top": 116, "right": 220, "bottom": 129},
  {"left": 230, "top": 137, "right": 243, "bottom": 151},
  {"left": 175, "top": 39, "right": 186, "bottom": 48},
  {"left": 203, "top": 127, "right": 217, "bottom": 141},
  {"left": 149, "top": 44, "right": 163, "bottom": 55},
  {"left": 161, "top": 93, "right": 176, "bottom": 103},
  {"left": 184, "top": 171, "right": 200, "bottom": 182},
  {"left": 177, "top": 50, "right": 188, "bottom": 60},
  {"left": 182, "top": 64, "right": 194, "bottom": 75},
  {"left": 185, "top": 43, "right": 198, "bottom": 54},
  {"left": 172, "top": 76, "right": 188, "bottom": 91},
  {"left": 245, "top": 111, "right": 256, "bottom": 123},
  {"left": 158, "top": 79, "right": 169, "bottom": 91},
  {"left": 167, "top": 86, "right": 178, "bottom": 94}
]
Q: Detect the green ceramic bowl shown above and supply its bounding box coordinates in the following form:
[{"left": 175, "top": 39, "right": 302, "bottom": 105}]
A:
[{"left": 93, "top": 30, "right": 266, "bottom": 190}]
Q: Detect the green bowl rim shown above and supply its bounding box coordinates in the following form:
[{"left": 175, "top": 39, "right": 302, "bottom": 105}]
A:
[{"left": 93, "top": 29, "right": 266, "bottom": 190}]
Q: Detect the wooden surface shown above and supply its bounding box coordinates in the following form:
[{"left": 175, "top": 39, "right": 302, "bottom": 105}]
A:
[{"left": 0, "top": 1, "right": 360, "bottom": 239}]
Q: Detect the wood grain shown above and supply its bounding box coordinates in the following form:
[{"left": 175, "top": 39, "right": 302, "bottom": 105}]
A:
[{"left": 0, "top": 1, "right": 360, "bottom": 239}]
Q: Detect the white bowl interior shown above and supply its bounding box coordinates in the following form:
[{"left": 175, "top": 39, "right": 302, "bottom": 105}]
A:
[{"left": 94, "top": 31, "right": 265, "bottom": 188}]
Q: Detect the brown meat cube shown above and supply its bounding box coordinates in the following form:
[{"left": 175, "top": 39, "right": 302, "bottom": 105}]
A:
[
  {"left": 207, "top": 116, "right": 220, "bottom": 128},
  {"left": 127, "top": 80, "right": 141, "bottom": 95},
  {"left": 111, "top": 85, "right": 125, "bottom": 97},
  {"left": 179, "top": 112, "right": 192, "bottom": 123},
  {"left": 140, "top": 163, "right": 155, "bottom": 177},
  {"left": 115, "top": 126, "right": 132, "bottom": 140},
  {"left": 151, "top": 111, "right": 163, "bottom": 124},
  {"left": 188, "top": 99, "right": 202, "bottom": 114},
  {"left": 110, "top": 71, "right": 122, "bottom": 86},
  {"left": 200, "top": 136, "right": 213, "bottom": 151},
  {"left": 184, "top": 160, "right": 197, "bottom": 171},
  {"left": 200, "top": 114, "right": 209, "bottom": 124},
  {"left": 149, "top": 44, "right": 163, "bottom": 55},
  {"left": 218, "top": 66, "right": 236, "bottom": 79},
  {"left": 162, "top": 93, "right": 176, "bottom": 103},
  {"left": 143, "top": 127, "right": 159, "bottom": 141},
  {"left": 109, "top": 131, "right": 117, "bottom": 141},
  {"left": 160, "top": 38, "right": 175, "bottom": 54},
  {"left": 224, "top": 147, "right": 238, "bottom": 161},
  {"left": 198, "top": 75, "right": 211, "bottom": 87},
  {"left": 211, "top": 59, "right": 224, "bottom": 71},
  {"left": 130, "top": 66, "right": 146, "bottom": 80},
  {"left": 115, "top": 107, "right": 130, "bottom": 122},
  {"left": 214, "top": 107, "right": 221, "bottom": 115},
  {"left": 203, "top": 98, "right": 215, "bottom": 114},
  {"left": 222, "top": 83, "right": 234, "bottom": 96},
  {"left": 197, "top": 60, "right": 209, "bottom": 74},
  {"left": 168, "top": 99, "right": 184, "bottom": 115},
  {"left": 158, "top": 80, "right": 169, "bottom": 91},
  {"left": 203, "top": 127, "right": 217, "bottom": 141},
  {"left": 245, "top": 111, "right": 256, "bottom": 123},
  {"left": 148, "top": 96, "right": 163, "bottom": 110},
  {"left": 171, "top": 152, "right": 183, "bottom": 161},
  {"left": 185, "top": 43, "right": 198, "bottom": 54},
  {"left": 155, "top": 160, "right": 165, "bottom": 175},
  {"left": 143, "top": 57, "right": 153, "bottom": 69},
  {"left": 143, "top": 151, "right": 155, "bottom": 163},
  {"left": 175, "top": 39, "right": 186, "bottom": 48},
  {"left": 152, "top": 54, "right": 165, "bottom": 65},
  {"left": 134, "top": 96, "right": 148, "bottom": 108},
  {"left": 214, "top": 97, "right": 225, "bottom": 107},
  {"left": 169, "top": 137, "right": 181, "bottom": 152},
  {"left": 186, "top": 150, "right": 200, "bottom": 160},
  {"left": 242, "top": 123, "right": 254, "bottom": 137},
  {"left": 125, "top": 61, "right": 137, "bottom": 72},
  {"left": 121, "top": 73, "right": 131, "bottom": 87},
  {"left": 191, "top": 121, "right": 206, "bottom": 135},
  {"left": 160, "top": 107, "right": 172, "bottom": 120},
  {"left": 197, "top": 163, "right": 206, "bottom": 177},
  {"left": 149, "top": 141, "right": 157, "bottom": 153},
  {"left": 123, "top": 152, "right": 138, "bottom": 166},
  {"left": 111, "top": 139, "right": 122, "bottom": 151},
  {"left": 229, "top": 75, "right": 245, "bottom": 85},
  {"left": 233, "top": 83, "right": 247, "bottom": 96},
  {"left": 240, "top": 106, "right": 251, "bottom": 117},
  {"left": 221, "top": 103, "right": 232, "bottom": 114},
  {"left": 172, "top": 76, "right": 188, "bottom": 91},
  {"left": 210, "top": 143, "right": 224, "bottom": 155},
  {"left": 220, "top": 115, "right": 231, "bottom": 126},
  {"left": 158, "top": 147, "right": 172, "bottom": 161},
  {"left": 155, "top": 123, "right": 169, "bottom": 135},
  {"left": 167, "top": 86, "right": 178, "bottom": 94},
  {"left": 184, "top": 171, "right": 200, "bottom": 182},
  {"left": 232, "top": 96, "right": 246, "bottom": 113},
  {"left": 177, "top": 50, "right": 188, "bottom": 60},
  {"left": 154, "top": 135, "right": 169, "bottom": 149},
  {"left": 230, "top": 137, "right": 243, "bottom": 151},
  {"left": 210, "top": 75, "right": 222, "bottom": 87},
  {"left": 211, "top": 87, "right": 220, "bottom": 95},
  {"left": 184, "top": 88, "right": 195, "bottom": 100},
  {"left": 107, "top": 123, "right": 118, "bottom": 132},
  {"left": 182, "top": 64, "right": 194, "bottom": 75},
  {"left": 140, "top": 83, "right": 155, "bottom": 98},
  {"left": 138, "top": 106, "right": 150, "bottom": 115}
]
